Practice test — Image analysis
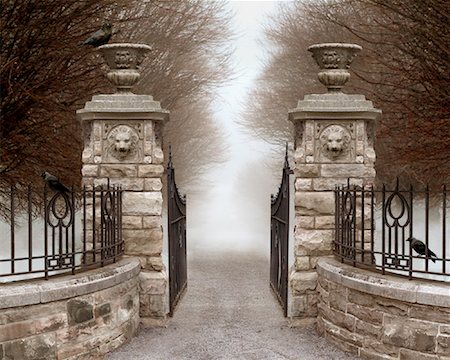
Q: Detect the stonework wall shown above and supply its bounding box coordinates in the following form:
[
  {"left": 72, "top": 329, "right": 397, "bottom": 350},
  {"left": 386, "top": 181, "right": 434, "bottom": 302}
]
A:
[
  {"left": 0, "top": 258, "right": 140, "bottom": 360},
  {"left": 289, "top": 93, "right": 380, "bottom": 321},
  {"left": 77, "top": 93, "right": 169, "bottom": 325},
  {"left": 317, "top": 257, "right": 450, "bottom": 360}
]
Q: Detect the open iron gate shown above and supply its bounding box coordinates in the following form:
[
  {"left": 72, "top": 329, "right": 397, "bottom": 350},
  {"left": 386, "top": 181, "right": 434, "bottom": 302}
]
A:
[
  {"left": 167, "top": 152, "right": 187, "bottom": 316},
  {"left": 270, "top": 149, "right": 292, "bottom": 317}
]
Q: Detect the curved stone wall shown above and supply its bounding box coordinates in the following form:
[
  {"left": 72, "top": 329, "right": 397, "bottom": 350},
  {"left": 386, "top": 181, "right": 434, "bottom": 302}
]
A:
[
  {"left": 0, "top": 258, "right": 140, "bottom": 359},
  {"left": 317, "top": 258, "right": 450, "bottom": 360}
]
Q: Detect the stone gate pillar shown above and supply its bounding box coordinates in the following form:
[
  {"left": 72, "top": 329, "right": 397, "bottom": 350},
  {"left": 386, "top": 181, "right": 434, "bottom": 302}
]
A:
[
  {"left": 288, "top": 43, "right": 381, "bottom": 323},
  {"left": 77, "top": 44, "right": 169, "bottom": 326}
]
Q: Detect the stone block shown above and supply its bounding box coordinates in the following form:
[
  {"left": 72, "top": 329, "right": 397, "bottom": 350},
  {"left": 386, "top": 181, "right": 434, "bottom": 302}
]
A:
[
  {"left": 294, "top": 230, "right": 333, "bottom": 256},
  {"left": 67, "top": 299, "right": 94, "bottom": 326},
  {"left": 290, "top": 295, "right": 307, "bottom": 317},
  {"left": 137, "top": 256, "right": 164, "bottom": 271},
  {"left": 355, "top": 318, "right": 382, "bottom": 339},
  {"left": 142, "top": 216, "right": 162, "bottom": 229},
  {"left": 290, "top": 294, "right": 318, "bottom": 318},
  {"left": 348, "top": 289, "right": 376, "bottom": 307},
  {"left": 144, "top": 178, "right": 163, "bottom": 191},
  {"left": 294, "top": 164, "right": 320, "bottom": 178},
  {"left": 315, "top": 216, "right": 335, "bottom": 229},
  {"left": 122, "top": 192, "right": 163, "bottom": 216},
  {"left": 295, "top": 256, "right": 311, "bottom": 271},
  {"left": 152, "top": 148, "right": 164, "bottom": 165},
  {"left": 318, "top": 302, "right": 354, "bottom": 332},
  {"left": 347, "top": 304, "right": 383, "bottom": 325},
  {"left": 359, "top": 349, "right": 398, "bottom": 360},
  {"left": 3, "top": 333, "right": 57, "bottom": 360},
  {"left": 321, "top": 164, "right": 375, "bottom": 178},
  {"left": 296, "top": 216, "right": 315, "bottom": 229},
  {"left": 82, "top": 165, "right": 99, "bottom": 177},
  {"left": 317, "top": 284, "right": 329, "bottom": 306},
  {"left": 99, "top": 164, "right": 138, "bottom": 177},
  {"left": 0, "top": 314, "right": 66, "bottom": 343},
  {"left": 409, "top": 305, "right": 450, "bottom": 324},
  {"left": 95, "top": 303, "right": 112, "bottom": 318},
  {"left": 437, "top": 335, "right": 450, "bottom": 355},
  {"left": 123, "top": 229, "right": 163, "bottom": 256},
  {"left": 122, "top": 216, "right": 143, "bottom": 229},
  {"left": 310, "top": 256, "right": 320, "bottom": 269},
  {"left": 295, "top": 192, "right": 335, "bottom": 215},
  {"left": 399, "top": 348, "right": 438, "bottom": 360},
  {"left": 441, "top": 325, "right": 450, "bottom": 335},
  {"left": 329, "top": 287, "right": 348, "bottom": 312},
  {"left": 290, "top": 271, "right": 318, "bottom": 294},
  {"left": 138, "top": 165, "right": 164, "bottom": 178},
  {"left": 375, "top": 297, "right": 409, "bottom": 317},
  {"left": 109, "top": 177, "right": 144, "bottom": 190},
  {"left": 295, "top": 179, "right": 313, "bottom": 191},
  {"left": 322, "top": 317, "right": 364, "bottom": 347},
  {"left": 140, "top": 294, "right": 166, "bottom": 318},
  {"left": 139, "top": 271, "right": 167, "bottom": 295},
  {"left": 318, "top": 276, "right": 330, "bottom": 292},
  {"left": 313, "top": 178, "right": 362, "bottom": 191},
  {"left": 382, "top": 315, "right": 438, "bottom": 353},
  {"left": 363, "top": 338, "right": 400, "bottom": 358}
]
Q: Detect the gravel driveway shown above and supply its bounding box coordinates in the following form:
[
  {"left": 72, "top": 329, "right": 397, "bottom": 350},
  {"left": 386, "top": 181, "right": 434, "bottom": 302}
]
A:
[{"left": 106, "top": 248, "right": 356, "bottom": 360}]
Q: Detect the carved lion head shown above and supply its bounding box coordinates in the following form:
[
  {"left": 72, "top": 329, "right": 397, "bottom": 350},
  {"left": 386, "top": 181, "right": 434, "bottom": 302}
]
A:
[
  {"left": 107, "top": 125, "right": 138, "bottom": 161},
  {"left": 320, "top": 125, "right": 351, "bottom": 160}
]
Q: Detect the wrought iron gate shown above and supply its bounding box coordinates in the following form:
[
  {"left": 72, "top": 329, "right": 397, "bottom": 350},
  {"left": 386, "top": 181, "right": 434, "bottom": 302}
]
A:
[
  {"left": 270, "top": 149, "right": 292, "bottom": 317},
  {"left": 167, "top": 152, "right": 187, "bottom": 316}
]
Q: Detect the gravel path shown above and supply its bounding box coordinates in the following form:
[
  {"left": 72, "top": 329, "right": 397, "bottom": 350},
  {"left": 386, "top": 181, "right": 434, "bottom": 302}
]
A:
[{"left": 107, "top": 248, "right": 357, "bottom": 360}]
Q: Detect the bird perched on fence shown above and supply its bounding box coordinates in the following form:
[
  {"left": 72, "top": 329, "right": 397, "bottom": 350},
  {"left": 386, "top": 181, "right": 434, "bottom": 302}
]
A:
[
  {"left": 41, "top": 172, "right": 70, "bottom": 193},
  {"left": 81, "top": 23, "right": 112, "bottom": 47},
  {"left": 407, "top": 237, "right": 437, "bottom": 263}
]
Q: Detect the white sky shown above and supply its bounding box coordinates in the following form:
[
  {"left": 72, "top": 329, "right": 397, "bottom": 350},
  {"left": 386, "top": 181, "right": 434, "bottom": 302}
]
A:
[{"left": 189, "top": 1, "right": 287, "bottom": 252}]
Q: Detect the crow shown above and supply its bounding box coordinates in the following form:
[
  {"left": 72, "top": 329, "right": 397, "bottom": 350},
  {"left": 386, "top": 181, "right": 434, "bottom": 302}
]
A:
[
  {"left": 81, "top": 23, "right": 112, "bottom": 47},
  {"left": 41, "top": 172, "right": 70, "bottom": 193},
  {"left": 407, "top": 237, "right": 437, "bottom": 263}
]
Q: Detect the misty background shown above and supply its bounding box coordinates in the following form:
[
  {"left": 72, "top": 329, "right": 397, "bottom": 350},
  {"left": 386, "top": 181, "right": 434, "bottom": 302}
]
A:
[{"left": 186, "top": 1, "right": 285, "bottom": 255}]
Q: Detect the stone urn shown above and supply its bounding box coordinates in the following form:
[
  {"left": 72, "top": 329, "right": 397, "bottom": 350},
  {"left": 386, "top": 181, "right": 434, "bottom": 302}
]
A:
[
  {"left": 308, "top": 43, "right": 362, "bottom": 92},
  {"left": 98, "top": 43, "right": 152, "bottom": 93}
]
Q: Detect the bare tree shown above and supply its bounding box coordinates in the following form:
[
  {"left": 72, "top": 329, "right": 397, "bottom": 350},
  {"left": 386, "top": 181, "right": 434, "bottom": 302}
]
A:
[
  {"left": 241, "top": 0, "right": 450, "bottom": 187},
  {"left": 0, "top": 0, "right": 233, "bottom": 218}
]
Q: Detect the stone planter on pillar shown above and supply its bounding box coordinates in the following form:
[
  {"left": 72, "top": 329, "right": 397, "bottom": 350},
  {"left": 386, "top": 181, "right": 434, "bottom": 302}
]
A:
[
  {"left": 77, "top": 43, "right": 169, "bottom": 326},
  {"left": 288, "top": 43, "right": 381, "bottom": 323}
]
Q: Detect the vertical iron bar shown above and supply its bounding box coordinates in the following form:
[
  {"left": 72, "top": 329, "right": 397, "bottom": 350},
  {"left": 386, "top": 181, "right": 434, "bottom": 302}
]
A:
[
  {"left": 381, "top": 184, "right": 386, "bottom": 274},
  {"left": 340, "top": 187, "right": 346, "bottom": 262},
  {"left": 442, "top": 185, "right": 446, "bottom": 275},
  {"left": 71, "top": 186, "right": 75, "bottom": 274},
  {"left": 409, "top": 185, "right": 414, "bottom": 279},
  {"left": 10, "top": 185, "right": 15, "bottom": 274},
  {"left": 100, "top": 187, "right": 104, "bottom": 266},
  {"left": 352, "top": 185, "right": 357, "bottom": 266},
  {"left": 44, "top": 186, "right": 49, "bottom": 280},
  {"left": 425, "top": 185, "right": 430, "bottom": 271},
  {"left": 28, "top": 185, "right": 33, "bottom": 272},
  {"left": 92, "top": 187, "right": 96, "bottom": 264},
  {"left": 361, "top": 185, "right": 365, "bottom": 264},
  {"left": 83, "top": 186, "right": 86, "bottom": 265},
  {"left": 334, "top": 186, "right": 339, "bottom": 257},
  {"left": 370, "top": 186, "right": 375, "bottom": 264},
  {"left": 118, "top": 188, "right": 123, "bottom": 256}
]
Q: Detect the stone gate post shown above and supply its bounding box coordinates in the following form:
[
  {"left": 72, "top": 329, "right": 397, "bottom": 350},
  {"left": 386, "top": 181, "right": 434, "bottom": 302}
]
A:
[
  {"left": 77, "top": 44, "right": 169, "bottom": 326},
  {"left": 288, "top": 43, "right": 381, "bottom": 323}
]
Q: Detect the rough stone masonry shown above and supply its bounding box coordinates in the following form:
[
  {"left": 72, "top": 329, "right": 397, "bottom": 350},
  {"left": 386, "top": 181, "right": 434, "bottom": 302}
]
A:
[{"left": 288, "top": 43, "right": 381, "bottom": 322}]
